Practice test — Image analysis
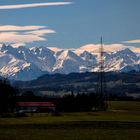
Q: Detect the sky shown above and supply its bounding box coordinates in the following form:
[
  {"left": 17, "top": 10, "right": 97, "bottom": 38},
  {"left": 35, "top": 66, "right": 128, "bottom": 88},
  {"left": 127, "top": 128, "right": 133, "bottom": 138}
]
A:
[{"left": 0, "top": 0, "right": 140, "bottom": 49}]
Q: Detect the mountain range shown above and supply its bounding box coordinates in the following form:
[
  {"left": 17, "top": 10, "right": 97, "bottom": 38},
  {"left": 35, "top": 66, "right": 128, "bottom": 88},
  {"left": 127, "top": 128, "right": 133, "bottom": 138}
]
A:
[{"left": 0, "top": 44, "right": 140, "bottom": 81}]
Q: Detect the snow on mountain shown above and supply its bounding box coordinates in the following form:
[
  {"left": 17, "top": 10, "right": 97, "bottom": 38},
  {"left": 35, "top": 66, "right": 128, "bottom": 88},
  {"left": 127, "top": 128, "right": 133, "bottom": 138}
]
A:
[
  {"left": 10, "top": 63, "right": 45, "bottom": 81},
  {"left": 0, "top": 44, "right": 23, "bottom": 59},
  {"left": 103, "top": 48, "right": 139, "bottom": 72},
  {"left": 0, "top": 44, "right": 52, "bottom": 72},
  {"left": 0, "top": 44, "right": 140, "bottom": 81},
  {"left": 16, "top": 46, "right": 50, "bottom": 72},
  {"left": 0, "top": 51, "right": 44, "bottom": 81},
  {"left": 121, "top": 64, "right": 140, "bottom": 72},
  {"left": 30, "top": 46, "right": 56, "bottom": 71},
  {"left": 53, "top": 50, "right": 86, "bottom": 73},
  {"left": 79, "top": 51, "right": 97, "bottom": 71},
  {"left": 0, "top": 52, "right": 14, "bottom": 69},
  {"left": 80, "top": 51, "right": 96, "bottom": 62},
  {"left": 47, "top": 47, "right": 62, "bottom": 53}
]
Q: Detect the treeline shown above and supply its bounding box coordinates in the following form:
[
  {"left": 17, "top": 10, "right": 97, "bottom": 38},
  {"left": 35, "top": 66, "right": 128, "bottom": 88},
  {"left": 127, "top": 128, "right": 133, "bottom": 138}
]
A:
[
  {"left": 0, "top": 79, "right": 18, "bottom": 116},
  {"left": 0, "top": 79, "right": 107, "bottom": 115},
  {"left": 56, "top": 93, "right": 107, "bottom": 112},
  {"left": 15, "top": 92, "right": 108, "bottom": 112},
  {"left": 0, "top": 78, "right": 139, "bottom": 116}
]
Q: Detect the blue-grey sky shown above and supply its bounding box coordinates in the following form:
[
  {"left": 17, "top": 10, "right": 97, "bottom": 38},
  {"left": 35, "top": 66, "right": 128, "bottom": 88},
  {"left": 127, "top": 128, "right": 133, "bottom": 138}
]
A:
[{"left": 0, "top": 0, "right": 140, "bottom": 48}]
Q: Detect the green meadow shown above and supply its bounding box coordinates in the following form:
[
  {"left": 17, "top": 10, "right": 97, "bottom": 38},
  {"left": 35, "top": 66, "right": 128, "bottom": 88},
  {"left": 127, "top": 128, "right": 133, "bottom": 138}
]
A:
[{"left": 0, "top": 101, "right": 140, "bottom": 140}]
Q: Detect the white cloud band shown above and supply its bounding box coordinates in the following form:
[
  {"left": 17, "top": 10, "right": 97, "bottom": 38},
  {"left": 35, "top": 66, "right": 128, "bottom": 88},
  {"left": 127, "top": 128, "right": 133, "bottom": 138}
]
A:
[
  {"left": 0, "top": 2, "right": 72, "bottom": 10},
  {"left": 0, "top": 25, "right": 56, "bottom": 44},
  {"left": 79, "top": 43, "right": 140, "bottom": 53},
  {"left": 28, "top": 29, "right": 56, "bottom": 36},
  {"left": 0, "top": 32, "right": 45, "bottom": 43},
  {"left": 123, "top": 39, "right": 140, "bottom": 43},
  {"left": 0, "top": 25, "right": 45, "bottom": 31}
]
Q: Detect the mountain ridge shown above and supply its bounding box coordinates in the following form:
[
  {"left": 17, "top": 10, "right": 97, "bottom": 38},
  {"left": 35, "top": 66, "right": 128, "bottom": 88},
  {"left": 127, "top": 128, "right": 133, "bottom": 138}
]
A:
[{"left": 0, "top": 44, "right": 140, "bottom": 81}]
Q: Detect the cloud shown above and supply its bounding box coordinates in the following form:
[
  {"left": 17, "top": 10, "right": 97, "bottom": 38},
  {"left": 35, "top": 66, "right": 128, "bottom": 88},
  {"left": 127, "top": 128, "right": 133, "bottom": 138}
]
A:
[
  {"left": 0, "top": 32, "right": 45, "bottom": 43},
  {"left": 123, "top": 39, "right": 140, "bottom": 43},
  {"left": 28, "top": 29, "right": 56, "bottom": 36},
  {"left": 79, "top": 43, "right": 128, "bottom": 53},
  {"left": 10, "top": 43, "right": 26, "bottom": 48},
  {"left": 0, "top": 25, "right": 45, "bottom": 31},
  {"left": 0, "top": 25, "right": 56, "bottom": 44},
  {"left": 0, "top": 2, "right": 72, "bottom": 10},
  {"left": 78, "top": 43, "right": 140, "bottom": 53}
]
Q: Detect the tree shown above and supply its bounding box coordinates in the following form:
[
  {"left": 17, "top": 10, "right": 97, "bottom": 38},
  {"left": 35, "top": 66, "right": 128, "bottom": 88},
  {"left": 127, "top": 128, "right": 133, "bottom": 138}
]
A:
[{"left": 0, "top": 79, "right": 17, "bottom": 115}]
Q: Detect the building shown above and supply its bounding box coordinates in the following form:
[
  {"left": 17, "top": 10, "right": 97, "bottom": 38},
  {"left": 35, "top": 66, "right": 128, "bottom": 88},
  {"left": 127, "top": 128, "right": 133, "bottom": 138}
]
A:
[{"left": 16, "top": 102, "right": 56, "bottom": 113}]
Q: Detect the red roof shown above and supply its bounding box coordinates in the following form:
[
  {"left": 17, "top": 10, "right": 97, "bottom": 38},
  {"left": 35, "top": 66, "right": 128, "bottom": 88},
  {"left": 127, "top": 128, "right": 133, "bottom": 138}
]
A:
[{"left": 16, "top": 102, "right": 55, "bottom": 107}]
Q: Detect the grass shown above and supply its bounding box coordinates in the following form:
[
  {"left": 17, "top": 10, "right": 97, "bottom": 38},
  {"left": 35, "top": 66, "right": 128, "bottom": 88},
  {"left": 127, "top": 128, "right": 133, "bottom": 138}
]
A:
[{"left": 0, "top": 101, "right": 140, "bottom": 140}]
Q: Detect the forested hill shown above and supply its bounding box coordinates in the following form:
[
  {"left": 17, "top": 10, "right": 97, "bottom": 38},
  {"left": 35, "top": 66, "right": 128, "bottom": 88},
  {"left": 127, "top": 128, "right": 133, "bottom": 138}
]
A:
[{"left": 14, "top": 72, "right": 140, "bottom": 94}]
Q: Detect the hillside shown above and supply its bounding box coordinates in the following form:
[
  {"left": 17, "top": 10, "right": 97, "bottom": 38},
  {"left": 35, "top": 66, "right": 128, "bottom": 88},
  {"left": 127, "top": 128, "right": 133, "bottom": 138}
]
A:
[{"left": 14, "top": 72, "right": 140, "bottom": 95}]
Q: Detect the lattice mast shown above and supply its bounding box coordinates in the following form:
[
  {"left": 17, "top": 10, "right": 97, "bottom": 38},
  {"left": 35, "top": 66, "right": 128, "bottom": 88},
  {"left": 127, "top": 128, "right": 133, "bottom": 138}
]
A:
[{"left": 98, "top": 37, "right": 105, "bottom": 95}]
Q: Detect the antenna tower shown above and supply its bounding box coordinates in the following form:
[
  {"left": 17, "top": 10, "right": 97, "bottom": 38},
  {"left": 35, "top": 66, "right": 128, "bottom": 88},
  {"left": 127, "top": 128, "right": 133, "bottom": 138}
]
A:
[{"left": 97, "top": 37, "right": 107, "bottom": 109}]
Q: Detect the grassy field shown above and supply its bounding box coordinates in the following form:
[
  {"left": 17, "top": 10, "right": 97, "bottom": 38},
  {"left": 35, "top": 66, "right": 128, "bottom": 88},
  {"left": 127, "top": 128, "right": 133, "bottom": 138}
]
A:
[{"left": 0, "top": 101, "right": 140, "bottom": 140}]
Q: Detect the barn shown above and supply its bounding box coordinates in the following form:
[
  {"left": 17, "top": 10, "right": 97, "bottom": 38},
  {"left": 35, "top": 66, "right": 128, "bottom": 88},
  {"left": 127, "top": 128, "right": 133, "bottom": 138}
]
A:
[{"left": 16, "top": 102, "right": 56, "bottom": 113}]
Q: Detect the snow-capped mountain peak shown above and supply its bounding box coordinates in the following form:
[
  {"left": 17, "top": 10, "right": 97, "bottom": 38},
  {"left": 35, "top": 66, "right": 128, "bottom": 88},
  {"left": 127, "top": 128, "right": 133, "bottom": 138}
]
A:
[{"left": 0, "top": 44, "right": 140, "bottom": 81}]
